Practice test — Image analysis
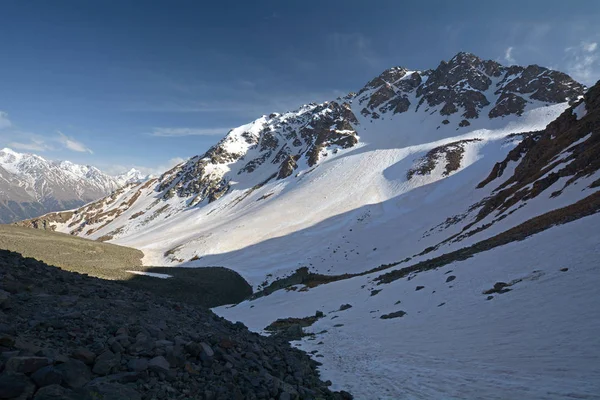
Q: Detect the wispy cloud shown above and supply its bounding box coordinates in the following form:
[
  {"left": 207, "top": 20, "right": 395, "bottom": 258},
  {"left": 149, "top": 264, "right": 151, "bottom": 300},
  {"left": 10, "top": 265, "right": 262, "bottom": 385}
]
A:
[
  {"left": 57, "top": 131, "right": 94, "bottom": 154},
  {"left": 582, "top": 42, "right": 598, "bottom": 53},
  {"left": 326, "top": 32, "right": 383, "bottom": 70},
  {"left": 565, "top": 41, "right": 600, "bottom": 86},
  {"left": 0, "top": 111, "right": 12, "bottom": 130},
  {"left": 7, "top": 137, "right": 53, "bottom": 152},
  {"left": 124, "top": 87, "right": 346, "bottom": 117},
  {"left": 504, "top": 46, "right": 516, "bottom": 64},
  {"left": 150, "top": 127, "right": 229, "bottom": 137}
]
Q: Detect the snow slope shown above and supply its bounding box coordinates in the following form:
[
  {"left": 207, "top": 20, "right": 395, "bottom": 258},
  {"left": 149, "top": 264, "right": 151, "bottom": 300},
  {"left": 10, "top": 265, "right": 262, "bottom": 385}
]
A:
[
  {"left": 23, "top": 54, "right": 588, "bottom": 289},
  {"left": 215, "top": 213, "right": 600, "bottom": 399}
]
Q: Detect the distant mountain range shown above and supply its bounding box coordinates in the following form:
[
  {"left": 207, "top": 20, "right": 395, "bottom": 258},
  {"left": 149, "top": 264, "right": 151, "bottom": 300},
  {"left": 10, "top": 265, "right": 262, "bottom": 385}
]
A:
[{"left": 0, "top": 148, "right": 147, "bottom": 223}]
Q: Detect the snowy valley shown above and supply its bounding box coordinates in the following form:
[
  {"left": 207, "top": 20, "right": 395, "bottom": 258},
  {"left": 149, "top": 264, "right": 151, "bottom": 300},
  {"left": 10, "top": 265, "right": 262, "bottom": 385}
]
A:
[{"left": 17, "top": 52, "right": 600, "bottom": 399}]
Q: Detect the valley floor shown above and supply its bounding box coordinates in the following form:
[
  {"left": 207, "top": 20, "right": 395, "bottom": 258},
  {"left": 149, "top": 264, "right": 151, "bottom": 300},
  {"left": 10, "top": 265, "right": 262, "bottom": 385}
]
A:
[{"left": 215, "top": 214, "right": 600, "bottom": 399}]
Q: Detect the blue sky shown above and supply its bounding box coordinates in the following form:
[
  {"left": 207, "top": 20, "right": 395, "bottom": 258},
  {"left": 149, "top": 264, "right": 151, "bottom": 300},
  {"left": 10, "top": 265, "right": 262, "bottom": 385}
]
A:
[{"left": 1, "top": 0, "right": 599, "bottom": 175}]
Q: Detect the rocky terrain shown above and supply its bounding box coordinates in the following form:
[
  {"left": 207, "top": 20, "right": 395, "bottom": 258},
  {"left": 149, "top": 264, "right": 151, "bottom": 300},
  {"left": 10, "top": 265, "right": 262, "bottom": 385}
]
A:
[
  {"left": 0, "top": 249, "right": 351, "bottom": 400},
  {"left": 0, "top": 148, "right": 146, "bottom": 223}
]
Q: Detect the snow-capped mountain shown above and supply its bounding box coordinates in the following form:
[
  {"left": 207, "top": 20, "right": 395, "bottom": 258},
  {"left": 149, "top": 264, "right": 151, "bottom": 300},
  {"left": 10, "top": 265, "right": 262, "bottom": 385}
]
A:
[
  {"left": 20, "top": 52, "right": 586, "bottom": 256},
  {"left": 18, "top": 52, "right": 600, "bottom": 397},
  {"left": 0, "top": 148, "right": 147, "bottom": 223},
  {"left": 114, "top": 167, "right": 149, "bottom": 187}
]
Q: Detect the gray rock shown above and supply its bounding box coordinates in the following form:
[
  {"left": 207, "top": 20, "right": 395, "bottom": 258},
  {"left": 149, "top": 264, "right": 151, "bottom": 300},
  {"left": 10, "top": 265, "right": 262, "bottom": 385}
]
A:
[
  {"left": 0, "top": 334, "right": 15, "bottom": 347},
  {"left": 71, "top": 348, "right": 96, "bottom": 365},
  {"left": 55, "top": 359, "right": 92, "bottom": 388},
  {"left": 88, "top": 371, "right": 143, "bottom": 385},
  {"left": 199, "top": 342, "right": 214, "bottom": 358},
  {"left": 279, "top": 392, "right": 292, "bottom": 400},
  {"left": 184, "top": 341, "right": 202, "bottom": 357},
  {"left": 380, "top": 310, "right": 407, "bottom": 319},
  {"left": 0, "top": 290, "right": 10, "bottom": 307},
  {"left": 0, "top": 372, "right": 30, "bottom": 399},
  {"left": 31, "top": 365, "right": 63, "bottom": 387},
  {"left": 109, "top": 340, "right": 124, "bottom": 353},
  {"left": 92, "top": 350, "right": 120, "bottom": 376},
  {"left": 33, "top": 384, "right": 76, "bottom": 400},
  {"left": 148, "top": 356, "right": 170, "bottom": 373},
  {"left": 5, "top": 356, "right": 51, "bottom": 374},
  {"left": 339, "top": 304, "right": 352, "bottom": 311},
  {"left": 84, "top": 382, "right": 142, "bottom": 400},
  {"left": 127, "top": 358, "right": 148, "bottom": 372}
]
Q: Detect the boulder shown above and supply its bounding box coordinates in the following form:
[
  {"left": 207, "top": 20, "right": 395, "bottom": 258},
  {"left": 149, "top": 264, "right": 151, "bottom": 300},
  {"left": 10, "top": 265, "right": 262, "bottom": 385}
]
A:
[
  {"left": 5, "top": 356, "right": 51, "bottom": 374},
  {"left": 55, "top": 359, "right": 92, "bottom": 388},
  {"left": 148, "top": 356, "right": 170, "bottom": 373},
  {"left": 31, "top": 365, "right": 63, "bottom": 387},
  {"left": 92, "top": 350, "right": 120, "bottom": 376}
]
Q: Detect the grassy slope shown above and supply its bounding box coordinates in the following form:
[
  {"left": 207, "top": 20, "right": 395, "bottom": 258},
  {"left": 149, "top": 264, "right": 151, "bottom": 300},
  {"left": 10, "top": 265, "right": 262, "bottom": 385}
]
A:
[
  {"left": 0, "top": 224, "right": 144, "bottom": 279},
  {"left": 0, "top": 225, "right": 252, "bottom": 307}
]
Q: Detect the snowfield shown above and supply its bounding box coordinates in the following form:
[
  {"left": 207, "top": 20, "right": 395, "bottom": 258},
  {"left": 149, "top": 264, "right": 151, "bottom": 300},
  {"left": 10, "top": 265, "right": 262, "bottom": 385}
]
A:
[
  {"left": 215, "top": 214, "right": 600, "bottom": 399},
  {"left": 110, "top": 102, "right": 571, "bottom": 289}
]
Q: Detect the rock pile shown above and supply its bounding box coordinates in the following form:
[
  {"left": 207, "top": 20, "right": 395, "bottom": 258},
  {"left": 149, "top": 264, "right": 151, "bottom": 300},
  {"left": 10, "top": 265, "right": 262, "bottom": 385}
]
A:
[{"left": 0, "top": 250, "right": 352, "bottom": 399}]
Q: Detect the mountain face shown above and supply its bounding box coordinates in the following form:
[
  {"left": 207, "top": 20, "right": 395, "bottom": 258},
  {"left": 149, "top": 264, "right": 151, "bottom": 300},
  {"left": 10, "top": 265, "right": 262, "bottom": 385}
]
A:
[
  {"left": 21, "top": 52, "right": 586, "bottom": 243},
  {"left": 17, "top": 52, "right": 600, "bottom": 398},
  {"left": 0, "top": 148, "right": 146, "bottom": 223}
]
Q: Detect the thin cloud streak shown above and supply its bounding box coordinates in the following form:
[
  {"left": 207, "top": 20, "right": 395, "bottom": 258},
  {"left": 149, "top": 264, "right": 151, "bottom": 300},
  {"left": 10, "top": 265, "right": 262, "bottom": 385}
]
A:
[
  {"left": 565, "top": 41, "right": 600, "bottom": 86},
  {"left": 0, "top": 111, "right": 12, "bottom": 130},
  {"left": 150, "top": 127, "right": 230, "bottom": 137},
  {"left": 504, "top": 46, "right": 516, "bottom": 64},
  {"left": 7, "top": 138, "right": 52, "bottom": 152},
  {"left": 57, "top": 131, "right": 94, "bottom": 154}
]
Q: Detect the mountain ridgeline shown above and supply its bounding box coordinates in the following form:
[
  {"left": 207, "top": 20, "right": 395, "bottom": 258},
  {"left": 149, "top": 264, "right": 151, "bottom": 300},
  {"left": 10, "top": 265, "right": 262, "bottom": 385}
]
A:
[{"left": 19, "top": 52, "right": 586, "bottom": 244}]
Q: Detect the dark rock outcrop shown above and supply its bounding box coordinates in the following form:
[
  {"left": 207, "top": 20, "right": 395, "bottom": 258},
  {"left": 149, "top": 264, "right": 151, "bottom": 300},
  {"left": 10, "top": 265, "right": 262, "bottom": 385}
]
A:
[{"left": 0, "top": 250, "right": 352, "bottom": 399}]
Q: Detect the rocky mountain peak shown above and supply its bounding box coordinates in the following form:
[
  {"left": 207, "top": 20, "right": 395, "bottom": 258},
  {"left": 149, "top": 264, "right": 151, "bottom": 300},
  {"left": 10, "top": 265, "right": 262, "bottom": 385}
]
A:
[
  {"left": 136, "top": 53, "right": 586, "bottom": 209},
  {"left": 22, "top": 53, "right": 588, "bottom": 240}
]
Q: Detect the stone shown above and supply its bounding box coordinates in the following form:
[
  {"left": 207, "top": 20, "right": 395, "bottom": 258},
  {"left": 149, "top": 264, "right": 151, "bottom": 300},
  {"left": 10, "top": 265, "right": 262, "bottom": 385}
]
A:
[
  {"left": 33, "top": 384, "right": 76, "bottom": 400},
  {"left": 415, "top": 286, "right": 425, "bottom": 291},
  {"left": 279, "top": 392, "right": 292, "bottom": 400},
  {"left": 380, "top": 310, "right": 407, "bottom": 319},
  {"left": 92, "top": 350, "right": 120, "bottom": 376},
  {"left": 109, "top": 341, "right": 124, "bottom": 353},
  {"left": 127, "top": 358, "right": 148, "bottom": 372},
  {"left": 84, "top": 382, "right": 142, "bottom": 400},
  {"left": 55, "top": 359, "right": 92, "bottom": 388},
  {"left": 5, "top": 356, "right": 51, "bottom": 374},
  {"left": 446, "top": 275, "right": 456, "bottom": 283},
  {"left": 87, "top": 371, "right": 143, "bottom": 385},
  {"left": 71, "top": 347, "right": 96, "bottom": 365},
  {"left": 0, "top": 334, "right": 14, "bottom": 348},
  {"left": 148, "top": 356, "right": 170, "bottom": 373},
  {"left": 31, "top": 365, "right": 63, "bottom": 387},
  {"left": 199, "top": 342, "right": 214, "bottom": 358},
  {"left": 339, "top": 304, "right": 352, "bottom": 311},
  {"left": 0, "top": 373, "right": 30, "bottom": 399},
  {"left": 0, "top": 290, "right": 10, "bottom": 307}
]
